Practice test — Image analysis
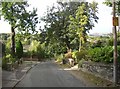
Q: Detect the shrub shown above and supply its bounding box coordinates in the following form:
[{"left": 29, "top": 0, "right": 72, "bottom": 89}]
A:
[
  {"left": 87, "top": 47, "right": 102, "bottom": 62},
  {"left": 36, "top": 44, "right": 46, "bottom": 60},
  {"left": 23, "top": 51, "right": 31, "bottom": 58},
  {"left": 101, "top": 46, "right": 113, "bottom": 63},
  {"left": 72, "top": 50, "right": 78, "bottom": 59},
  {"left": 65, "top": 52, "right": 72, "bottom": 58},
  {"left": 106, "top": 38, "right": 113, "bottom": 46},
  {"left": 72, "top": 49, "right": 87, "bottom": 63},
  {"left": 117, "top": 46, "right": 120, "bottom": 63},
  {"left": 16, "top": 40, "right": 23, "bottom": 59},
  {"left": 6, "top": 54, "right": 16, "bottom": 63},
  {"left": 29, "top": 41, "right": 48, "bottom": 60},
  {"left": 2, "top": 57, "right": 7, "bottom": 69},
  {"left": 29, "top": 40, "right": 40, "bottom": 58},
  {"left": 87, "top": 46, "right": 113, "bottom": 63},
  {"left": 6, "top": 39, "right": 11, "bottom": 54},
  {"left": 55, "top": 54, "right": 64, "bottom": 62}
]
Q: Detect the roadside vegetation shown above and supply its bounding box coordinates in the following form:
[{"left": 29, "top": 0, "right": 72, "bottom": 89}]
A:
[{"left": 1, "top": 1, "right": 120, "bottom": 86}]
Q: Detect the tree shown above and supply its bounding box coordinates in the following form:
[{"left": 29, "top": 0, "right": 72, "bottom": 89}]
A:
[
  {"left": 40, "top": 1, "right": 99, "bottom": 55},
  {"left": 41, "top": 2, "right": 83, "bottom": 52},
  {"left": 2, "top": 1, "right": 38, "bottom": 55},
  {"left": 103, "top": 0, "right": 120, "bottom": 15},
  {"left": 69, "top": 2, "right": 99, "bottom": 51}
]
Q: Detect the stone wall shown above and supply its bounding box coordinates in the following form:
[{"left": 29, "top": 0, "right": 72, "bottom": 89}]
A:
[{"left": 80, "top": 61, "right": 114, "bottom": 82}]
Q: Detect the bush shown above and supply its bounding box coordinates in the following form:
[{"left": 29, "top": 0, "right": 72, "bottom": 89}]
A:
[
  {"left": 87, "top": 47, "right": 102, "bottom": 62},
  {"left": 36, "top": 43, "right": 46, "bottom": 60},
  {"left": 29, "top": 41, "right": 48, "bottom": 60},
  {"left": 86, "top": 46, "right": 113, "bottom": 63},
  {"left": 101, "top": 46, "right": 113, "bottom": 63},
  {"left": 65, "top": 52, "right": 72, "bottom": 58},
  {"left": 23, "top": 51, "right": 31, "bottom": 58},
  {"left": 6, "top": 54, "right": 16, "bottom": 63},
  {"left": 117, "top": 46, "right": 120, "bottom": 63},
  {"left": 29, "top": 40, "right": 39, "bottom": 57},
  {"left": 16, "top": 40, "right": 23, "bottom": 59},
  {"left": 106, "top": 38, "right": 113, "bottom": 46},
  {"left": 2, "top": 57, "right": 7, "bottom": 69},
  {"left": 72, "top": 49, "right": 87, "bottom": 63},
  {"left": 6, "top": 39, "right": 11, "bottom": 54},
  {"left": 55, "top": 54, "right": 64, "bottom": 62}
]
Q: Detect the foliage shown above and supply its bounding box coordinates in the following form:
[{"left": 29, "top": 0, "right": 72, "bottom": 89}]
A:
[
  {"left": 72, "top": 49, "right": 87, "bottom": 63},
  {"left": 41, "top": 2, "right": 79, "bottom": 51},
  {"left": 69, "top": 2, "right": 99, "bottom": 51},
  {"left": 46, "top": 41, "right": 67, "bottom": 56},
  {"left": 29, "top": 40, "right": 40, "bottom": 57},
  {"left": 23, "top": 51, "right": 31, "bottom": 58},
  {"left": 6, "top": 54, "right": 16, "bottom": 63},
  {"left": 2, "top": 1, "right": 38, "bottom": 55},
  {"left": 55, "top": 54, "right": 64, "bottom": 62},
  {"left": 5, "top": 38, "right": 11, "bottom": 54},
  {"left": 16, "top": 40, "right": 23, "bottom": 59},
  {"left": 29, "top": 40, "right": 49, "bottom": 60},
  {"left": 36, "top": 43, "right": 48, "bottom": 60},
  {"left": 41, "top": 1, "right": 98, "bottom": 54},
  {"left": 91, "top": 40, "right": 105, "bottom": 48},
  {"left": 65, "top": 52, "right": 72, "bottom": 58},
  {"left": 86, "top": 46, "right": 113, "bottom": 63},
  {"left": 117, "top": 46, "right": 120, "bottom": 63},
  {"left": 2, "top": 57, "right": 8, "bottom": 69},
  {"left": 106, "top": 37, "right": 113, "bottom": 46},
  {"left": 101, "top": 46, "right": 113, "bottom": 63},
  {"left": 0, "top": 33, "right": 10, "bottom": 41},
  {"left": 2, "top": 1, "right": 38, "bottom": 33},
  {"left": 103, "top": 0, "right": 120, "bottom": 15}
]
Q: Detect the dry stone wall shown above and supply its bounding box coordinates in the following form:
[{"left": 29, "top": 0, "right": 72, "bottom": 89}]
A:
[{"left": 80, "top": 61, "right": 120, "bottom": 84}]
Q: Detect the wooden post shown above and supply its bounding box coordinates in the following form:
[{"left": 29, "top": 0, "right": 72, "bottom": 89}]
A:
[{"left": 112, "top": 0, "right": 118, "bottom": 85}]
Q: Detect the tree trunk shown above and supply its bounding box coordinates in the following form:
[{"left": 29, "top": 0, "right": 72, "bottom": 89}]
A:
[
  {"left": 11, "top": 26, "right": 15, "bottom": 56},
  {"left": 79, "top": 39, "right": 81, "bottom": 52},
  {"left": 65, "top": 36, "right": 71, "bottom": 52},
  {"left": 66, "top": 42, "right": 71, "bottom": 52}
]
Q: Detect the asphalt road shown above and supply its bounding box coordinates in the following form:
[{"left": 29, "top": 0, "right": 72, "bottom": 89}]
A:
[{"left": 15, "top": 61, "right": 86, "bottom": 87}]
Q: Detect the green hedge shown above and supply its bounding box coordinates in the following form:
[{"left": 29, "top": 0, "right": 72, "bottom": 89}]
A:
[
  {"left": 73, "top": 46, "right": 120, "bottom": 64},
  {"left": 16, "top": 40, "right": 23, "bottom": 59},
  {"left": 86, "top": 46, "right": 113, "bottom": 63}
]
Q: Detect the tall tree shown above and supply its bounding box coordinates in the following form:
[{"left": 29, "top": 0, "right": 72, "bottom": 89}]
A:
[
  {"left": 2, "top": 1, "right": 38, "bottom": 55},
  {"left": 41, "top": 2, "right": 82, "bottom": 52},
  {"left": 69, "top": 2, "right": 99, "bottom": 51},
  {"left": 41, "top": 1, "right": 98, "bottom": 55}
]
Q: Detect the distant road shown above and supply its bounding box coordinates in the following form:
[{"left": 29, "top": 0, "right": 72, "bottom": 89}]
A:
[{"left": 15, "top": 61, "right": 86, "bottom": 87}]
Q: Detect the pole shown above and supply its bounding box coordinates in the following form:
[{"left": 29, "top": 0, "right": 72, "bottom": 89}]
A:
[{"left": 113, "top": 0, "right": 118, "bottom": 85}]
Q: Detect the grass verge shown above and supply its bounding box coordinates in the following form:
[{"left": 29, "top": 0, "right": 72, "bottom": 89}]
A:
[{"left": 56, "top": 62, "right": 117, "bottom": 87}]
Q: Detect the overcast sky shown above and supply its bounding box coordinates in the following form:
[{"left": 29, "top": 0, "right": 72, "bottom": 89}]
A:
[{"left": 0, "top": 0, "right": 113, "bottom": 34}]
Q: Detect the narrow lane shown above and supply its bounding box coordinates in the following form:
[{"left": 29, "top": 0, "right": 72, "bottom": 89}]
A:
[{"left": 15, "top": 61, "right": 86, "bottom": 87}]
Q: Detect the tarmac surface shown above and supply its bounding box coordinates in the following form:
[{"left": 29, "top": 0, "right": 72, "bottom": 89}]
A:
[
  {"left": 15, "top": 61, "right": 86, "bottom": 87},
  {"left": 2, "top": 61, "right": 38, "bottom": 87}
]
